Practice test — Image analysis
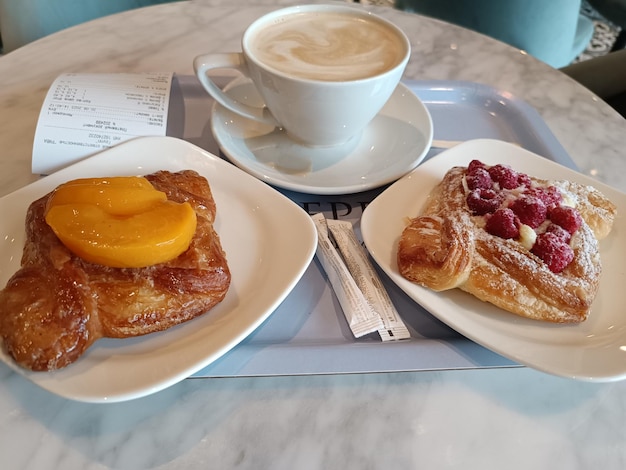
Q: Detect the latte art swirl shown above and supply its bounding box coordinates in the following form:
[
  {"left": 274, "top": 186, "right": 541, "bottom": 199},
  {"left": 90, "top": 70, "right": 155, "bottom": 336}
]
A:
[{"left": 249, "top": 13, "right": 406, "bottom": 81}]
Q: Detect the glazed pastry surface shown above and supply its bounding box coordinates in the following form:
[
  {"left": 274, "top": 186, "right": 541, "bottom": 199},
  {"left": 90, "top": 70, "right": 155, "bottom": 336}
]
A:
[{"left": 0, "top": 170, "right": 231, "bottom": 371}]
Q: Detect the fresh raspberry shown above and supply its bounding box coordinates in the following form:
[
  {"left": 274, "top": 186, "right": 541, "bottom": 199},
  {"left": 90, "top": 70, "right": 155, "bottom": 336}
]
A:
[
  {"left": 467, "top": 159, "right": 486, "bottom": 174},
  {"left": 549, "top": 205, "right": 582, "bottom": 234},
  {"left": 488, "top": 164, "right": 519, "bottom": 189},
  {"left": 527, "top": 186, "right": 562, "bottom": 209},
  {"left": 466, "top": 188, "right": 502, "bottom": 215},
  {"left": 516, "top": 173, "right": 532, "bottom": 188},
  {"left": 531, "top": 232, "right": 574, "bottom": 273},
  {"left": 466, "top": 167, "right": 493, "bottom": 190},
  {"left": 545, "top": 223, "right": 572, "bottom": 243},
  {"left": 510, "top": 195, "right": 547, "bottom": 228},
  {"left": 485, "top": 208, "right": 520, "bottom": 239}
]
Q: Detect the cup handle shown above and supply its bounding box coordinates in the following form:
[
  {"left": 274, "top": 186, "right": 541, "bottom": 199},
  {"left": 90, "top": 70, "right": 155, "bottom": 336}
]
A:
[{"left": 193, "top": 53, "right": 278, "bottom": 126}]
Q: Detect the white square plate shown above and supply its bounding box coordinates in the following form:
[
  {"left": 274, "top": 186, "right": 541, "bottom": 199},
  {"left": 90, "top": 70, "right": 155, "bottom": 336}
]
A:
[
  {"left": 362, "top": 139, "right": 626, "bottom": 382},
  {"left": 0, "top": 136, "right": 317, "bottom": 402}
]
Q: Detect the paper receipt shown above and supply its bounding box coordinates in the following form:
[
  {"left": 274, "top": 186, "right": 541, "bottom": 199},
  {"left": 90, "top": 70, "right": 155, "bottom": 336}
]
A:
[{"left": 32, "top": 72, "right": 173, "bottom": 174}]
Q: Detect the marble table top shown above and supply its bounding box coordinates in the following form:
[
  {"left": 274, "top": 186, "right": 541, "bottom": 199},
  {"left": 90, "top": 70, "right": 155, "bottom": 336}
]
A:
[{"left": 1, "top": 1, "right": 625, "bottom": 468}]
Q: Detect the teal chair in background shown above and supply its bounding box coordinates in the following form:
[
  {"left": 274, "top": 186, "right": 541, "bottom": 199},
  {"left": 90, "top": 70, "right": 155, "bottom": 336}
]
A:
[
  {"left": 394, "top": 0, "right": 594, "bottom": 68},
  {"left": 0, "top": 0, "right": 181, "bottom": 53}
]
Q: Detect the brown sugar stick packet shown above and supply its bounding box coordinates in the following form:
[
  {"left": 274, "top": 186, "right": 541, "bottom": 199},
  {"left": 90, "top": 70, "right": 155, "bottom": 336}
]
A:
[
  {"left": 312, "top": 213, "right": 384, "bottom": 338},
  {"left": 327, "top": 218, "right": 410, "bottom": 341}
]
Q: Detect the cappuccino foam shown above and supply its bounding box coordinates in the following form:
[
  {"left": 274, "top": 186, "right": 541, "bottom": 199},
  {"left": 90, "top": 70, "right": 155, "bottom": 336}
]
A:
[{"left": 248, "top": 12, "right": 406, "bottom": 81}]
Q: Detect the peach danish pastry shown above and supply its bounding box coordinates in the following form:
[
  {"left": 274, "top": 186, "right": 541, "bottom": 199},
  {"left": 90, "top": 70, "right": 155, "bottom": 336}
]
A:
[{"left": 0, "top": 170, "right": 231, "bottom": 371}]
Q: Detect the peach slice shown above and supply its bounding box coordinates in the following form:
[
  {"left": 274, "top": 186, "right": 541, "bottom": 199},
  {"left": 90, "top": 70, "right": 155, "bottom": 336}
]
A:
[
  {"left": 44, "top": 177, "right": 197, "bottom": 268},
  {"left": 48, "top": 177, "right": 167, "bottom": 216}
]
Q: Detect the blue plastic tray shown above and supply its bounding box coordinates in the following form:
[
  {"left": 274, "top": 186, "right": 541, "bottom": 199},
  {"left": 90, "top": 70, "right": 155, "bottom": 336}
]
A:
[{"left": 168, "top": 76, "right": 575, "bottom": 377}]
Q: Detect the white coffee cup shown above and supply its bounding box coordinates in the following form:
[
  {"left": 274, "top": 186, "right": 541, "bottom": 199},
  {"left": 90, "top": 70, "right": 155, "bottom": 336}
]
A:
[{"left": 193, "top": 4, "right": 410, "bottom": 147}]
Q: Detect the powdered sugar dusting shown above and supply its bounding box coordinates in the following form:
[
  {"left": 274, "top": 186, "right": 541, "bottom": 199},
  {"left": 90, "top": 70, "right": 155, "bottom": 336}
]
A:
[{"left": 398, "top": 161, "right": 616, "bottom": 323}]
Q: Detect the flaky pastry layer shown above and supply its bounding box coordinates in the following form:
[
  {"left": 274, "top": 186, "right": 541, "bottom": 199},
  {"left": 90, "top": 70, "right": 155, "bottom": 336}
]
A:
[
  {"left": 397, "top": 166, "right": 616, "bottom": 323},
  {"left": 0, "top": 170, "right": 231, "bottom": 371}
]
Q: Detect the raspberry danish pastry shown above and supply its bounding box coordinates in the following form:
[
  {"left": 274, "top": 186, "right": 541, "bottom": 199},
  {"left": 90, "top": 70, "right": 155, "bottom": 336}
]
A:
[{"left": 397, "top": 160, "right": 616, "bottom": 323}]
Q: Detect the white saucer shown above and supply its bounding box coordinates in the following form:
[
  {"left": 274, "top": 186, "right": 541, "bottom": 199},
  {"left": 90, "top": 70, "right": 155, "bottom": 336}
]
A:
[{"left": 211, "top": 78, "right": 433, "bottom": 195}]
